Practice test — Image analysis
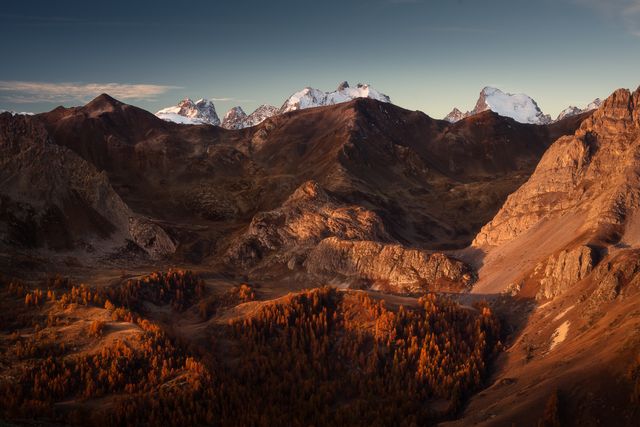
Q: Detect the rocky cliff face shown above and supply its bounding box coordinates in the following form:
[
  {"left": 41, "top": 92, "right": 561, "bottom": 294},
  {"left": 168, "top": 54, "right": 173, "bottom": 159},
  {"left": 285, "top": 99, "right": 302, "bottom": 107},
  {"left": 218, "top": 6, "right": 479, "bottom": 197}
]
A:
[
  {"left": 224, "top": 179, "right": 473, "bottom": 292},
  {"left": 474, "top": 87, "right": 640, "bottom": 249},
  {"left": 305, "top": 237, "right": 474, "bottom": 293}
]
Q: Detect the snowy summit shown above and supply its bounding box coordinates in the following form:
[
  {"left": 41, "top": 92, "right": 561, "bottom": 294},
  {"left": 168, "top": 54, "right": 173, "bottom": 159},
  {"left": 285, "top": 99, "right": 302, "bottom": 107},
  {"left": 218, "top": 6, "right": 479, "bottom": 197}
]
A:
[
  {"left": 156, "top": 98, "right": 221, "bottom": 126},
  {"left": 279, "top": 81, "right": 391, "bottom": 114},
  {"left": 445, "top": 87, "right": 552, "bottom": 125},
  {"left": 155, "top": 81, "right": 391, "bottom": 128},
  {"left": 555, "top": 98, "right": 602, "bottom": 121}
]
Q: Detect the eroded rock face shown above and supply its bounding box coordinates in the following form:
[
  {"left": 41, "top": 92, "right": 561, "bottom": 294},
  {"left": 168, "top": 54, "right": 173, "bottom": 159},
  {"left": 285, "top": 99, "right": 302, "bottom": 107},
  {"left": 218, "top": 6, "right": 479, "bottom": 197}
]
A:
[
  {"left": 474, "top": 87, "right": 640, "bottom": 248},
  {"left": 128, "top": 217, "right": 176, "bottom": 260},
  {"left": 305, "top": 237, "right": 474, "bottom": 293},
  {"left": 225, "top": 181, "right": 390, "bottom": 269},
  {"left": 535, "top": 246, "right": 595, "bottom": 300},
  {"left": 583, "top": 249, "right": 640, "bottom": 313}
]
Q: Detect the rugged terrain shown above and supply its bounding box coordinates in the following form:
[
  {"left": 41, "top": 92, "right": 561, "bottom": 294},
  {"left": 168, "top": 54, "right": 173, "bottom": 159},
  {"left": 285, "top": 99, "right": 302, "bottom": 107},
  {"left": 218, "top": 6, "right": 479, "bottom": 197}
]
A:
[{"left": 0, "top": 86, "right": 639, "bottom": 426}]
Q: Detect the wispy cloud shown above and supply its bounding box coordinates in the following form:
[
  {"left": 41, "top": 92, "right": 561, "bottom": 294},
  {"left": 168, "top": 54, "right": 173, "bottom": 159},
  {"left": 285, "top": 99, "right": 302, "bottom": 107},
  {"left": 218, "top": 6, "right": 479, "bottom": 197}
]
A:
[
  {"left": 573, "top": 0, "right": 640, "bottom": 36},
  {"left": 385, "top": 0, "right": 423, "bottom": 4},
  {"left": 0, "top": 13, "right": 147, "bottom": 27},
  {"left": 426, "top": 26, "right": 496, "bottom": 34},
  {"left": 0, "top": 81, "right": 180, "bottom": 103},
  {"left": 210, "top": 97, "right": 257, "bottom": 103}
]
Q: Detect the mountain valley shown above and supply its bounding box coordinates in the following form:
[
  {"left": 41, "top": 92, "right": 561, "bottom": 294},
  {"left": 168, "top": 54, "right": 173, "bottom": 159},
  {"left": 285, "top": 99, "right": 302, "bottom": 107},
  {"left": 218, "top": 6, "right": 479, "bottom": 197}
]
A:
[{"left": 0, "top": 85, "right": 638, "bottom": 427}]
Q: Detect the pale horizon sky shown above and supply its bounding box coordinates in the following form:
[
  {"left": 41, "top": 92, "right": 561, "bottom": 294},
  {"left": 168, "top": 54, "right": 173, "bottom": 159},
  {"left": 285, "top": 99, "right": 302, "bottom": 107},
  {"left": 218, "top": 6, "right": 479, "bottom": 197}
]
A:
[{"left": 1, "top": 0, "right": 640, "bottom": 119}]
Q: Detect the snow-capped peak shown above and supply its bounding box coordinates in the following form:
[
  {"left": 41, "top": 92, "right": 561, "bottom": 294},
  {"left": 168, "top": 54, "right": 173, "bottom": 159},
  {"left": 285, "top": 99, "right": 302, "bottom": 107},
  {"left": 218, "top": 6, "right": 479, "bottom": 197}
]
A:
[
  {"left": 156, "top": 81, "right": 390, "bottom": 128},
  {"left": 555, "top": 98, "right": 602, "bottom": 122},
  {"left": 279, "top": 81, "right": 391, "bottom": 114},
  {"left": 156, "top": 98, "right": 221, "bottom": 125},
  {"left": 222, "top": 105, "right": 278, "bottom": 129},
  {"left": 243, "top": 104, "right": 279, "bottom": 128},
  {"left": 586, "top": 98, "right": 602, "bottom": 111},
  {"left": 473, "top": 87, "right": 551, "bottom": 125},
  {"left": 0, "top": 109, "right": 34, "bottom": 116},
  {"left": 444, "top": 108, "right": 465, "bottom": 123},
  {"left": 445, "top": 87, "right": 552, "bottom": 125},
  {"left": 221, "top": 106, "right": 248, "bottom": 130}
]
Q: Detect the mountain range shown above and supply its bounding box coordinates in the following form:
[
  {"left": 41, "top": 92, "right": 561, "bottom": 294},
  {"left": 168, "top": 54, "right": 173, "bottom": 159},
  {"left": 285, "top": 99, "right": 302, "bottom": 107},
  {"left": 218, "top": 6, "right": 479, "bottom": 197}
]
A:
[
  {"left": 0, "top": 83, "right": 638, "bottom": 426},
  {"left": 156, "top": 82, "right": 602, "bottom": 130},
  {"left": 156, "top": 81, "right": 391, "bottom": 129}
]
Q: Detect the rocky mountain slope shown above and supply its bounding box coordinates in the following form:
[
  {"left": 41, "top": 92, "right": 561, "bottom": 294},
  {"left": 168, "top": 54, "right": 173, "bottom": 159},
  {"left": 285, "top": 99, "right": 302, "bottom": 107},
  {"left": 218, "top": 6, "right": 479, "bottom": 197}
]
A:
[
  {"left": 474, "top": 88, "right": 640, "bottom": 259},
  {"left": 0, "top": 111, "right": 174, "bottom": 259},
  {"left": 442, "top": 86, "right": 640, "bottom": 426}
]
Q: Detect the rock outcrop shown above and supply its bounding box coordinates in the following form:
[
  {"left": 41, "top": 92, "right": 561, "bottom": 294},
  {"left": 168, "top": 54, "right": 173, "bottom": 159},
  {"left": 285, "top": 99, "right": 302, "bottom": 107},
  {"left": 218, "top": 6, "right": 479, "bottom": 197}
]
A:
[
  {"left": 534, "top": 246, "right": 595, "bottom": 299},
  {"left": 128, "top": 217, "right": 176, "bottom": 259},
  {"left": 225, "top": 181, "right": 391, "bottom": 269},
  {"left": 305, "top": 237, "right": 474, "bottom": 293},
  {"left": 582, "top": 249, "right": 640, "bottom": 313}
]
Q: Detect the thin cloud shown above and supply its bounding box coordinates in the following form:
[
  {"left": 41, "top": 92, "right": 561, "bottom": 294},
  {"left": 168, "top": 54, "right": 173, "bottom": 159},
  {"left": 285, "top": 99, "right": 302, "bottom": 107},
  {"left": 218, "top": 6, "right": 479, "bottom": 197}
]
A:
[
  {"left": 573, "top": 0, "right": 640, "bottom": 36},
  {"left": 0, "top": 81, "right": 180, "bottom": 103},
  {"left": 386, "top": 0, "right": 423, "bottom": 4},
  {"left": 426, "top": 26, "right": 496, "bottom": 34},
  {"left": 211, "top": 97, "right": 258, "bottom": 103},
  {"left": 0, "top": 13, "right": 147, "bottom": 27}
]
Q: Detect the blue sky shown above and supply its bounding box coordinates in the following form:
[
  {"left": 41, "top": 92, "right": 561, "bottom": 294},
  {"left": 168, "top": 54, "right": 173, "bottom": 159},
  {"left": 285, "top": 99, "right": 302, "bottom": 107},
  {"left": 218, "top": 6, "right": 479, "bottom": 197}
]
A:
[{"left": 1, "top": 0, "right": 639, "bottom": 119}]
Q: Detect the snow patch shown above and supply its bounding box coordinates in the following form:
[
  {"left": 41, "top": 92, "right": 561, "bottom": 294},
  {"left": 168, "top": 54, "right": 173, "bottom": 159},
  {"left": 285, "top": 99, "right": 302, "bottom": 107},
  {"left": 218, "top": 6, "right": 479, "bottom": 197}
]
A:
[
  {"left": 553, "top": 305, "right": 574, "bottom": 321},
  {"left": 550, "top": 320, "right": 570, "bottom": 351}
]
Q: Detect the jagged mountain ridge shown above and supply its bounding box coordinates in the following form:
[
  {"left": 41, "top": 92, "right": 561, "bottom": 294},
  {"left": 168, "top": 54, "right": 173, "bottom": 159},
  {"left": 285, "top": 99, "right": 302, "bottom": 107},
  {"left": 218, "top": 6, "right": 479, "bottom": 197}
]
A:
[
  {"left": 278, "top": 81, "right": 391, "bottom": 113},
  {"left": 155, "top": 81, "right": 389, "bottom": 128}
]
